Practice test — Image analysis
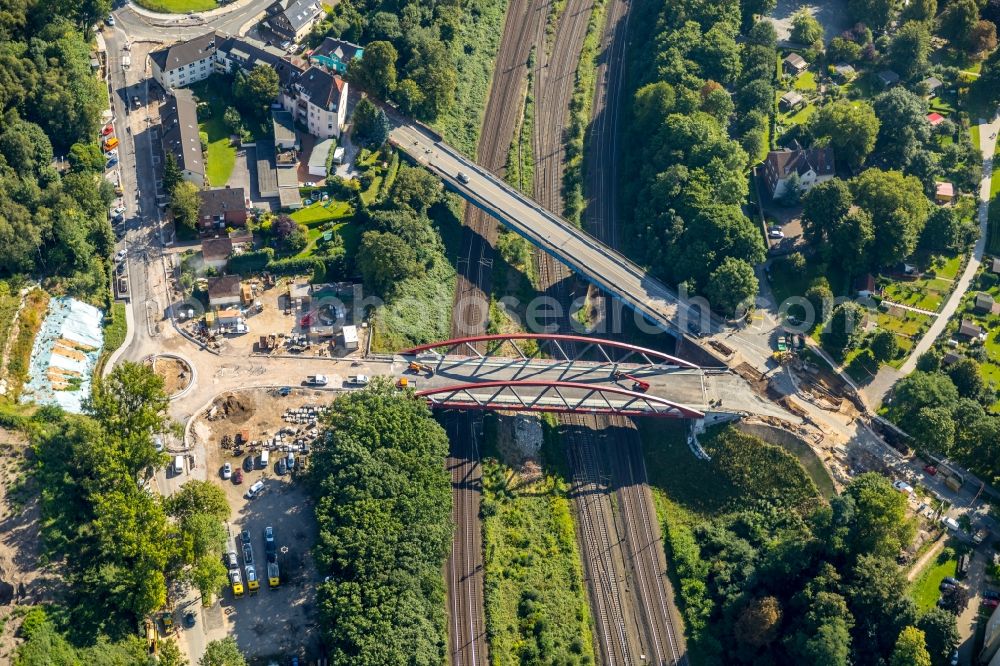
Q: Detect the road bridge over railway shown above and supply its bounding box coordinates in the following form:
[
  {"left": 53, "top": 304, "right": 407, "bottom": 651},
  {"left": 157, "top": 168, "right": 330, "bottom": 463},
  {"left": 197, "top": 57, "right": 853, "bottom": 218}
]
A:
[
  {"left": 386, "top": 121, "right": 719, "bottom": 341},
  {"left": 377, "top": 334, "right": 793, "bottom": 421}
]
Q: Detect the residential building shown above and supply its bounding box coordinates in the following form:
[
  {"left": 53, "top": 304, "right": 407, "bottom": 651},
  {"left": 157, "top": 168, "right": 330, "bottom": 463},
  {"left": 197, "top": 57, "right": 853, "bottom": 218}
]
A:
[
  {"left": 958, "top": 319, "right": 985, "bottom": 340},
  {"left": 763, "top": 147, "right": 835, "bottom": 199},
  {"left": 201, "top": 237, "right": 234, "bottom": 270},
  {"left": 215, "top": 34, "right": 305, "bottom": 87},
  {"left": 975, "top": 292, "right": 995, "bottom": 314},
  {"left": 161, "top": 89, "right": 205, "bottom": 185},
  {"left": 935, "top": 181, "right": 955, "bottom": 204},
  {"left": 207, "top": 275, "right": 242, "bottom": 307},
  {"left": 309, "top": 138, "right": 334, "bottom": 177},
  {"left": 272, "top": 110, "right": 298, "bottom": 150},
  {"left": 282, "top": 65, "right": 348, "bottom": 139},
  {"left": 277, "top": 166, "right": 302, "bottom": 209},
  {"left": 197, "top": 187, "right": 248, "bottom": 232},
  {"left": 230, "top": 228, "right": 254, "bottom": 250},
  {"left": 854, "top": 273, "right": 876, "bottom": 298},
  {"left": 150, "top": 32, "right": 218, "bottom": 90},
  {"left": 783, "top": 53, "right": 808, "bottom": 75},
  {"left": 877, "top": 70, "right": 900, "bottom": 87},
  {"left": 309, "top": 37, "right": 363, "bottom": 74},
  {"left": 779, "top": 90, "right": 804, "bottom": 112},
  {"left": 256, "top": 140, "right": 279, "bottom": 198},
  {"left": 263, "top": 0, "right": 323, "bottom": 42},
  {"left": 922, "top": 76, "right": 943, "bottom": 97},
  {"left": 833, "top": 63, "right": 856, "bottom": 82}
]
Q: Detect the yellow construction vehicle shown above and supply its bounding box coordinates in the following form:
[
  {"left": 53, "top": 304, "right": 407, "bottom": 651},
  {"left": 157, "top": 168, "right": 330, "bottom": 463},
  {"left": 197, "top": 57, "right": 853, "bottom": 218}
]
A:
[
  {"left": 407, "top": 361, "right": 434, "bottom": 376},
  {"left": 268, "top": 562, "right": 280, "bottom": 589},
  {"left": 246, "top": 565, "right": 260, "bottom": 593},
  {"left": 230, "top": 570, "right": 244, "bottom": 598}
]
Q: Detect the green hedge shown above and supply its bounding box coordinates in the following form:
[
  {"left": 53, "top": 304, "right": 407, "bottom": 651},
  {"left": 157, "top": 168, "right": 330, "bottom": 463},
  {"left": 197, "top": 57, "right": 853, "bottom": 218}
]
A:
[
  {"left": 267, "top": 256, "right": 324, "bottom": 276},
  {"left": 226, "top": 248, "right": 274, "bottom": 274}
]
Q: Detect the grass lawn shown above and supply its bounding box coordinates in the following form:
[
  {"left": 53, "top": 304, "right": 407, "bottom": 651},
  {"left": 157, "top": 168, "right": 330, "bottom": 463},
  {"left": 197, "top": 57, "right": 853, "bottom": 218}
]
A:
[
  {"left": 290, "top": 199, "right": 352, "bottom": 225},
  {"left": 134, "top": 0, "right": 216, "bottom": 12},
  {"left": 95, "top": 303, "right": 128, "bottom": 378},
  {"left": 911, "top": 546, "right": 958, "bottom": 612},
  {"left": 929, "top": 95, "right": 957, "bottom": 117},
  {"left": 0, "top": 284, "right": 21, "bottom": 355},
  {"left": 882, "top": 277, "right": 955, "bottom": 312},
  {"left": 768, "top": 258, "right": 848, "bottom": 308},
  {"left": 794, "top": 70, "right": 817, "bottom": 91},
  {"left": 478, "top": 456, "right": 595, "bottom": 664},
  {"left": 933, "top": 254, "right": 964, "bottom": 280},
  {"left": 972, "top": 124, "right": 982, "bottom": 156},
  {"left": 189, "top": 82, "right": 236, "bottom": 186},
  {"left": 432, "top": 0, "right": 510, "bottom": 157},
  {"left": 778, "top": 102, "right": 816, "bottom": 129}
]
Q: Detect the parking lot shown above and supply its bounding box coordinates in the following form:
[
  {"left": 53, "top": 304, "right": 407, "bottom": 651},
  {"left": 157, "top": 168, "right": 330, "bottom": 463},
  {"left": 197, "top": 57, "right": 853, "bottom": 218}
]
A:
[{"left": 186, "top": 388, "right": 330, "bottom": 661}]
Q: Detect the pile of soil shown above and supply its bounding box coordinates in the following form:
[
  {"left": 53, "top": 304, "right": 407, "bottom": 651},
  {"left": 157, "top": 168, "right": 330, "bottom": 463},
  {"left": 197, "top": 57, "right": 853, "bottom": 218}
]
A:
[
  {"left": 148, "top": 356, "right": 191, "bottom": 396},
  {"left": 215, "top": 393, "right": 254, "bottom": 424}
]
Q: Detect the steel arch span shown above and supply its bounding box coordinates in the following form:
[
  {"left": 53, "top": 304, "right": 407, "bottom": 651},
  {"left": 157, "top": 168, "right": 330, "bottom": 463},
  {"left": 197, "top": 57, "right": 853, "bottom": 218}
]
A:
[
  {"left": 415, "top": 380, "right": 705, "bottom": 419},
  {"left": 402, "top": 333, "right": 699, "bottom": 369}
]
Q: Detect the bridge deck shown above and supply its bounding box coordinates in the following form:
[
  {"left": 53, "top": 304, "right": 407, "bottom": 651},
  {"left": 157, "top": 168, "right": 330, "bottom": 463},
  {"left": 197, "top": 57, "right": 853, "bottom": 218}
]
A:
[{"left": 388, "top": 121, "right": 708, "bottom": 337}]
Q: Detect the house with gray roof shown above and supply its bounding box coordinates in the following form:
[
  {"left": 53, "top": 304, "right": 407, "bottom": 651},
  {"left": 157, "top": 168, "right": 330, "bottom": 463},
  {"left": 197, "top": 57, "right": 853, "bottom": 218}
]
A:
[
  {"left": 281, "top": 65, "right": 348, "bottom": 139},
  {"left": 309, "top": 37, "right": 363, "bottom": 74},
  {"left": 763, "top": 147, "right": 835, "bottom": 199},
  {"left": 161, "top": 89, "right": 204, "bottom": 185},
  {"left": 263, "top": 0, "right": 324, "bottom": 42},
  {"left": 150, "top": 32, "right": 219, "bottom": 90}
]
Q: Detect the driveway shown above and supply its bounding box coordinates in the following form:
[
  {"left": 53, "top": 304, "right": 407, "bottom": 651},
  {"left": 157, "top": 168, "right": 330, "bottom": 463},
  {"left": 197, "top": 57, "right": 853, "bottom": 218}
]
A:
[{"left": 958, "top": 549, "right": 987, "bottom": 665}]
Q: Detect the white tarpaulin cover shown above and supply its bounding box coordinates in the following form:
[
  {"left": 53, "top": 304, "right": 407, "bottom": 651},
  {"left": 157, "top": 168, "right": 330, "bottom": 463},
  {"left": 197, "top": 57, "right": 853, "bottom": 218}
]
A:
[{"left": 21, "top": 297, "right": 104, "bottom": 413}]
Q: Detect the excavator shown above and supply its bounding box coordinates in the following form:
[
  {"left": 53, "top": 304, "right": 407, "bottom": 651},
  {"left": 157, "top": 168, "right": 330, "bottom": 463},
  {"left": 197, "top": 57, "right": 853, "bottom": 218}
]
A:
[
  {"left": 612, "top": 371, "right": 650, "bottom": 392},
  {"left": 408, "top": 361, "right": 435, "bottom": 377}
]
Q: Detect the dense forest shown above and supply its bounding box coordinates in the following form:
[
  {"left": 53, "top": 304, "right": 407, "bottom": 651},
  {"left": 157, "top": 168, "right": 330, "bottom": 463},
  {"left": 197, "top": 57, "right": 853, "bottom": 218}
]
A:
[
  {"left": 309, "top": 380, "right": 453, "bottom": 665},
  {"left": 620, "top": 0, "right": 769, "bottom": 311},
  {"left": 23, "top": 363, "right": 230, "bottom": 656},
  {"left": 652, "top": 426, "right": 959, "bottom": 666},
  {"left": 0, "top": 0, "right": 116, "bottom": 304}
]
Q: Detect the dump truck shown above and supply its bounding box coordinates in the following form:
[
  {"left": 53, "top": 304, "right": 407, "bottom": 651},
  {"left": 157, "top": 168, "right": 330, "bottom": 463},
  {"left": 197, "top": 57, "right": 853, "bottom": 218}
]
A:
[
  {"left": 267, "top": 562, "right": 280, "bottom": 588},
  {"left": 346, "top": 375, "right": 370, "bottom": 386}
]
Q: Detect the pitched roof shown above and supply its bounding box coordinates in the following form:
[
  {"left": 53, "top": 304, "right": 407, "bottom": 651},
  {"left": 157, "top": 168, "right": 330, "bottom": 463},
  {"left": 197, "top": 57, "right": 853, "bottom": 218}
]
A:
[
  {"left": 198, "top": 188, "right": 246, "bottom": 219},
  {"left": 161, "top": 89, "right": 204, "bottom": 177},
  {"left": 207, "top": 275, "right": 241, "bottom": 299},
  {"left": 282, "top": 0, "right": 322, "bottom": 31},
  {"left": 975, "top": 292, "right": 995, "bottom": 309},
  {"left": 935, "top": 182, "right": 955, "bottom": 198},
  {"left": 959, "top": 319, "right": 983, "bottom": 337},
  {"left": 311, "top": 37, "right": 363, "bottom": 64},
  {"left": 201, "top": 237, "right": 234, "bottom": 262},
  {"left": 765, "top": 147, "right": 835, "bottom": 180},
  {"left": 150, "top": 32, "right": 218, "bottom": 73},
  {"left": 215, "top": 34, "right": 305, "bottom": 87},
  {"left": 293, "top": 66, "right": 345, "bottom": 110},
  {"left": 923, "top": 76, "right": 943, "bottom": 90},
  {"left": 878, "top": 70, "right": 900, "bottom": 85},
  {"left": 927, "top": 112, "right": 944, "bottom": 125},
  {"left": 780, "top": 90, "right": 804, "bottom": 106},
  {"left": 784, "top": 53, "right": 807, "bottom": 68}
]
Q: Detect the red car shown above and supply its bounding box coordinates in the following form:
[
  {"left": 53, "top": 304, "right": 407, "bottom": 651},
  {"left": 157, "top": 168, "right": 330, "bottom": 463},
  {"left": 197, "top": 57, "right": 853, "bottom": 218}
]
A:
[
  {"left": 101, "top": 124, "right": 114, "bottom": 136},
  {"left": 984, "top": 599, "right": 999, "bottom": 609},
  {"left": 232, "top": 469, "right": 243, "bottom": 484},
  {"left": 924, "top": 465, "right": 937, "bottom": 476}
]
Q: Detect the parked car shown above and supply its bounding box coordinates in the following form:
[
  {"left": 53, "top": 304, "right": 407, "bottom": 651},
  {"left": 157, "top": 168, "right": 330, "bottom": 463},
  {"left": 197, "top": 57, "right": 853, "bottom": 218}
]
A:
[
  {"left": 457, "top": 172, "right": 470, "bottom": 184},
  {"left": 276, "top": 458, "right": 286, "bottom": 475},
  {"left": 892, "top": 479, "right": 914, "bottom": 494},
  {"left": 105, "top": 14, "right": 115, "bottom": 25},
  {"left": 241, "top": 530, "right": 251, "bottom": 545},
  {"left": 768, "top": 227, "right": 785, "bottom": 239},
  {"left": 924, "top": 464, "right": 937, "bottom": 476},
  {"left": 113, "top": 205, "right": 126, "bottom": 216},
  {"left": 939, "top": 581, "right": 956, "bottom": 592},
  {"left": 232, "top": 469, "right": 243, "bottom": 484},
  {"left": 943, "top": 577, "right": 959, "bottom": 586},
  {"left": 115, "top": 249, "right": 127, "bottom": 262},
  {"left": 222, "top": 462, "right": 232, "bottom": 479},
  {"left": 106, "top": 157, "right": 119, "bottom": 168},
  {"left": 950, "top": 650, "right": 959, "bottom": 666},
  {"left": 116, "top": 262, "right": 126, "bottom": 276},
  {"left": 304, "top": 181, "right": 316, "bottom": 187},
  {"left": 183, "top": 611, "right": 195, "bottom": 628},
  {"left": 101, "top": 124, "right": 114, "bottom": 136},
  {"left": 985, "top": 598, "right": 1000, "bottom": 609},
  {"left": 242, "top": 455, "right": 254, "bottom": 472},
  {"left": 983, "top": 589, "right": 1000, "bottom": 600},
  {"left": 245, "top": 480, "right": 264, "bottom": 499}
]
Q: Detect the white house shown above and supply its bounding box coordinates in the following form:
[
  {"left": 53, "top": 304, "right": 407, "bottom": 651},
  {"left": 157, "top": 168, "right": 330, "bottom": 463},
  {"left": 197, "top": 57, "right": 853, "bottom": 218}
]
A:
[
  {"left": 150, "top": 32, "right": 219, "bottom": 91},
  {"left": 282, "top": 66, "right": 348, "bottom": 139},
  {"left": 207, "top": 275, "right": 242, "bottom": 308},
  {"left": 763, "top": 147, "right": 836, "bottom": 199}
]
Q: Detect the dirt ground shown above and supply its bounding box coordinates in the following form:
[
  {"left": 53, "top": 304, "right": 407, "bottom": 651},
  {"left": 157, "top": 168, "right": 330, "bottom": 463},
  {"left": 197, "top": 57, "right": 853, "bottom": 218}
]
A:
[
  {"left": 0, "top": 428, "right": 59, "bottom": 662},
  {"left": 148, "top": 356, "right": 192, "bottom": 396},
  {"left": 189, "top": 389, "right": 332, "bottom": 661}
]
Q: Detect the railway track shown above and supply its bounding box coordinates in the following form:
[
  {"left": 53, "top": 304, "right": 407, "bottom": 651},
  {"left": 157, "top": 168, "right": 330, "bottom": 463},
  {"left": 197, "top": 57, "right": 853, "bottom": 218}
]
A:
[{"left": 445, "top": 0, "right": 549, "bottom": 662}]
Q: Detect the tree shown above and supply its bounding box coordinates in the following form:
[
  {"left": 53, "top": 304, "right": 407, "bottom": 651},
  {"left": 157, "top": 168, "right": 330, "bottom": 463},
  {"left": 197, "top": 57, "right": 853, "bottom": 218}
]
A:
[
  {"left": 810, "top": 100, "right": 880, "bottom": 169},
  {"left": 407, "top": 39, "right": 457, "bottom": 119},
  {"left": 200, "top": 638, "right": 247, "bottom": 666},
  {"left": 911, "top": 406, "right": 956, "bottom": 453},
  {"left": 939, "top": 0, "right": 980, "bottom": 48},
  {"left": 791, "top": 9, "right": 824, "bottom": 46},
  {"left": 846, "top": 554, "right": 919, "bottom": 661},
  {"left": 848, "top": 0, "right": 898, "bottom": 30},
  {"left": 851, "top": 168, "right": 929, "bottom": 267},
  {"left": 842, "top": 473, "right": 915, "bottom": 558},
  {"left": 828, "top": 36, "right": 863, "bottom": 63},
  {"left": 806, "top": 279, "right": 835, "bottom": 323},
  {"left": 734, "top": 596, "right": 783, "bottom": 647},
  {"left": 916, "top": 350, "right": 942, "bottom": 372},
  {"left": 869, "top": 328, "right": 899, "bottom": 362},
  {"left": 939, "top": 585, "right": 970, "bottom": 614},
  {"left": 946, "top": 357, "right": 984, "bottom": 399},
  {"left": 704, "top": 257, "right": 758, "bottom": 315},
  {"left": 976, "top": 46, "right": 1000, "bottom": 105},
  {"left": 222, "top": 106, "right": 243, "bottom": 134},
  {"left": 351, "top": 40, "right": 397, "bottom": 99},
  {"left": 824, "top": 302, "right": 867, "bottom": 358},
  {"left": 170, "top": 181, "right": 202, "bottom": 233},
  {"left": 357, "top": 230, "right": 422, "bottom": 294},
  {"left": 747, "top": 19, "right": 778, "bottom": 47},
  {"left": 828, "top": 208, "right": 875, "bottom": 274},
  {"left": 270, "top": 215, "right": 307, "bottom": 253},
  {"left": 389, "top": 165, "right": 442, "bottom": 215},
  {"left": 742, "top": 0, "right": 778, "bottom": 30},
  {"left": 917, "top": 608, "right": 960, "bottom": 666},
  {"left": 352, "top": 98, "right": 390, "bottom": 147},
  {"left": 891, "top": 626, "right": 932, "bottom": 666},
  {"left": 969, "top": 20, "right": 999, "bottom": 54},
  {"left": 163, "top": 153, "right": 183, "bottom": 194},
  {"left": 167, "top": 481, "right": 229, "bottom": 521},
  {"left": 902, "top": 0, "right": 937, "bottom": 22},
  {"left": 802, "top": 179, "right": 855, "bottom": 245},
  {"left": 872, "top": 88, "right": 931, "bottom": 171},
  {"left": 159, "top": 639, "right": 189, "bottom": 666},
  {"left": 888, "top": 22, "right": 931, "bottom": 80},
  {"left": 234, "top": 65, "right": 279, "bottom": 118},
  {"left": 68, "top": 141, "right": 105, "bottom": 172}
]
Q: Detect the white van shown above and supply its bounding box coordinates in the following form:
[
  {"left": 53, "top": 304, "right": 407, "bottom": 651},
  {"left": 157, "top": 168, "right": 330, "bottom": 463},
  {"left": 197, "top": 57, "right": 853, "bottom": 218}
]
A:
[
  {"left": 173, "top": 455, "right": 184, "bottom": 475},
  {"left": 258, "top": 449, "right": 269, "bottom": 469}
]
